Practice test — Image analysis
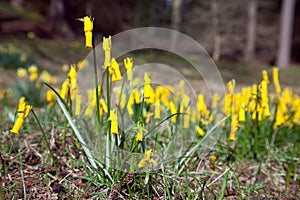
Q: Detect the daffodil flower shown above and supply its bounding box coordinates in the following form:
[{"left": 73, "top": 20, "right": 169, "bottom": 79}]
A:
[
  {"left": 238, "top": 103, "right": 246, "bottom": 122},
  {"left": 138, "top": 149, "right": 157, "bottom": 168},
  {"left": 124, "top": 57, "right": 133, "bottom": 81},
  {"left": 143, "top": 73, "right": 154, "bottom": 104},
  {"left": 183, "top": 106, "right": 191, "bottom": 129},
  {"left": 229, "top": 115, "right": 238, "bottom": 141},
  {"left": 109, "top": 58, "right": 122, "bottom": 82},
  {"left": 196, "top": 125, "right": 205, "bottom": 136},
  {"left": 17, "top": 68, "right": 27, "bottom": 78},
  {"left": 46, "top": 89, "right": 56, "bottom": 108},
  {"left": 75, "top": 95, "right": 82, "bottom": 116},
  {"left": 109, "top": 109, "right": 118, "bottom": 135},
  {"left": 10, "top": 98, "right": 32, "bottom": 134},
  {"left": 103, "top": 36, "right": 112, "bottom": 67},
  {"left": 272, "top": 67, "right": 281, "bottom": 94},
  {"left": 135, "top": 126, "right": 147, "bottom": 142},
  {"left": 169, "top": 101, "right": 177, "bottom": 124},
  {"left": 83, "top": 16, "right": 93, "bottom": 49}
]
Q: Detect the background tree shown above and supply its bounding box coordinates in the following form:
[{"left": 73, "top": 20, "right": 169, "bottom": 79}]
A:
[
  {"left": 211, "top": 0, "right": 221, "bottom": 61},
  {"left": 244, "top": 0, "right": 257, "bottom": 62},
  {"left": 277, "top": 0, "right": 296, "bottom": 69}
]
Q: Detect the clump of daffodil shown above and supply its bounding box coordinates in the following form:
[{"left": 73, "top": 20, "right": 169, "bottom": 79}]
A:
[
  {"left": 138, "top": 149, "right": 157, "bottom": 168},
  {"left": 10, "top": 97, "right": 32, "bottom": 134}
]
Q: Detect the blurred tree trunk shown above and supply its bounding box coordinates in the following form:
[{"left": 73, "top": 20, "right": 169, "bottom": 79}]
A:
[
  {"left": 170, "top": 0, "right": 182, "bottom": 51},
  {"left": 244, "top": 0, "right": 257, "bottom": 62},
  {"left": 277, "top": 0, "right": 296, "bottom": 69},
  {"left": 10, "top": 0, "right": 24, "bottom": 8},
  {"left": 48, "top": 0, "right": 73, "bottom": 37},
  {"left": 211, "top": 0, "right": 220, "bottom": 61}
]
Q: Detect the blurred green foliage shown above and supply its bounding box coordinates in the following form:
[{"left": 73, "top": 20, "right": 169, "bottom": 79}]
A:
[{"left": 0, "top": 44, "right": 35, "bottom": 70}]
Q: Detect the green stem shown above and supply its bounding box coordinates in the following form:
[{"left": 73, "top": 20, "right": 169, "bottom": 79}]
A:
[
  {"left": 106, "top": 68, "right": 111, "bottom": 169},
  {"left": 92, "top": 32, "right": 101, "bottom": 126},
  {"left": 31, "top": 109, "right": 58, "bottom": 175}
]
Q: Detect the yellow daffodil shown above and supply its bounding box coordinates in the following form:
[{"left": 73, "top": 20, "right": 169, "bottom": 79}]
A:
[
  {"left": 100, "top": 98, "right": 108, "bottom": 113},
  {"left": 229, "top": 115, "right": 238, "bottom": 141},
  {"left": 272, "top": 67, "right": 281, "bottom": 94},
  {"left": 212, "top": 94, "right": 220, "bottom": 109},
  {"left": 20, "top": 54, "right": 27, "bottom": 63},
  {"left": 227, "top": 79, "right": 235, "bottom": 95},
  {"left": 77, "top": 59, "right": 89, "bottom": 70},
  {"left": 124, "top": 57, "right": 133, "bottom": 81},
  {"left": 10, "top": 98, "right": 32, "bottom": 134},
  {"left": 28, "top": 65, "right": 38, "bottom": 74},
  {"left": 28, "top": 65, "right": 38, "bottom": 81},
  {"left": 103, "top": 36, "right": 112, "bottom": 67},
  {"left": 260, "top": 80, "right": 268, "bottom": 108},
  {"left": 238, "top": 103, "right": 246, "bottom": 122},
  {"left": 196, "top": 125, "right": 205, "bottom": 136},
  {"left": 138, "top": 149, "right": 157, "bottom": 168},
  {"left": 143, "top": 72, "right": 155, "bottom": 104},
  {"left": 169, "top": 101, "right": 177, "bottom": 124},
  {"left": 46, "top": 89, "right": 56, "bottom": 108},
  {"left": 69, "top": 65, "right": 77, "bottom": 90},
  {"left": 109, "top": 58, "right": 122, "bottom": 82},
  {"left": 197, "top": 94, "right": 208, "bottom": 114},
  {"left": 83, "top": 16, "right": 93, "bottom": 49},
  {"left": 262, "top": 70, "right": 269, "bottom": 84},
  {"left": 17, "top": 68, "right": 27, "bottom": 78},
  {"left": 183, "top": 106, "right": 191, "bottom": 129},
  {"left": 154, "top": 98, "right": 161, "bottom": 119},
  {"left": 29, "top": 72, "right": 38, "bottom": 82},
  {"left": 62, "top": 64, "right": 69, "bottom": 72},
  {"left": 109, "top": 109, "right": 118, "bottom": 135},
  {"left": 180, "top": 94, "right": 190, "bottom": 113},
  {"left": 224, "top": 93, "right": 232, "bottom": 116},
  {"left": 135, "top": 127, "right": 146, "bottom": 142},
  {"left": 60, "top": 79, "right": 69, "bottom": 100},
  {"left": 75, "top": 95, "right": 82, "bottom": 116}
]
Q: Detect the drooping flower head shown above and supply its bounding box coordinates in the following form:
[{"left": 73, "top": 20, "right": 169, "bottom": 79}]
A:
[
  {"left": 272, "top": 67, "right": 281, "bottom": 94},
  {"left": 138, "top": 149, "right": 157, "bottom": 168},
  {"left": 124, "top": 57, "right": 133, "bottom": 81},
  {"left": 109, "top": 109, "right": 119, "bottom": 135},
  {"left": 103, "top": 36, "right": 112, "bottom": 67},
  {"left": 10, "top": 97, "right": 32, "bottom": 134},
  {"left": 109, "top": 58, "right": 122, "bottom": 82},
  {"left": 83, "top": 16, "right": 93, "bottom": 49}
]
